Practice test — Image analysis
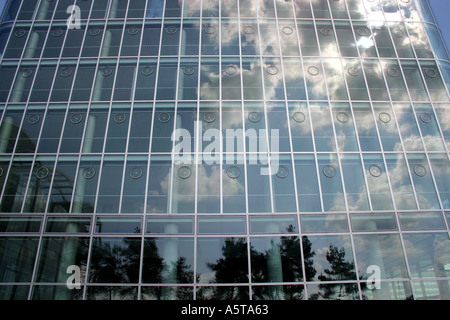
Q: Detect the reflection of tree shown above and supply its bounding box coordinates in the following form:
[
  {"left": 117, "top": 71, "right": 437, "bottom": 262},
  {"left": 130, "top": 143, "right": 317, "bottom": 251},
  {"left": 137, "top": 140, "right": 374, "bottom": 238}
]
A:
[
  {"left": 88, "top": 238, "right": 140, "bottom": 300},
  {"left": 204, "top": 234, "right": 317, "bottom": 300},
  {"left": 142, "top": 238, "right": 195, "bottom": 300},
  {"left": 309, "top": 244, "right": 358, "bottom": 300},
  {"left": 205, "top": 238, "right": 249, "bottom": 300}
]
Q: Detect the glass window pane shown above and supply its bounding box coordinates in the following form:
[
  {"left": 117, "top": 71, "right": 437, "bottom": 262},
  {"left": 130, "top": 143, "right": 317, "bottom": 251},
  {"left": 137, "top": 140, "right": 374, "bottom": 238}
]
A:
[
  {"left": 197, "top": 237, "right": 248, "bottom": 284},
  {"left": 403, "top": 233, "right": 450, "bottom": 279},
  {"left": 341, "top": 154, "right": 370, "bottom": 212},
  {"left": 331, "top": 103, "right": 358, "bottom": 152},
  {"left": 350, "top": 213, "right": 397, "bottom": 232},
  {"left": 147, "top": 155, "right": 171, "bottom": 214},
  {"left": 373, "top": 103, "right": 402, "bottom": 152},
  {"left": 318, "top": 154, "right": 346, "bottom": 212},
  {"left": 294, "top": 154, "right": 321, "bottom": 212},
  {"left": 222, "top": 159, "right": 246, "bottom": 214},
  {"left": 310, "top": 103, "right": 336, "bottom": 152},
  {"left": 59, "top": 104, "right": 88, "bottom": 153},
  {"left": 247, "top": 156, "right": 271, "bottom": 213},
  {"left": 82, "top": 104, "right": 109, "bottom": 153},
  {"left": 135, "top": 59, "right": 157, "bottom": 100},
  {"left": 16, "top": 105, "right": 45, "bottom": 153},
  {"left": 89, "top": 238, "right": 141, "bottom": 284},
  {"left": 300, "top": 214, "right": 349, "bottom": 233},
  {"left": 250, "top": 236, "right": 303, "bottom": 285},
  {"left": 362, "top": 153, "right": 394, "bottom": 211},
  {"left": 0, "top": 156, "right": 33, "bottom": 213},
  {"left": 250, "top": 216, "right": 298, "bottom": 234},
  {"left": 104, "top": 104, "right": 130, "bottom": 153},
  {"left": 412, "top": 280, "right": 450, "bottom": 300},
  {"left": 45, "top": 217, "right": 91, "bottom": 234},
  {"left": 385, "top": 154, "right": 417, "bottom": 210},
  {"left": 35, "top": 237, "right": 89, "bottom": 283},
  {"left": 128, "top": 103, "right": 153, "bottom": 153},
  {"left": 354, "top": 234, "right": 408, "bottom": 280},
  {"left": 361, "top": 281, "right": 413, "bottom": 300},
  {"left": 51, "top": 63, "right": 76, "bottom": 102},
  {"left": 0, "top": 237, "right": 39, "bottom": 283},
  {"left": 142, "top": 238, "right": 194, "bottom": 286},
  {"left": 271, "top": 155, "right": 296, "bottom": 213},
  {"left": 141, "top": 20, "right": 161, "bottom": 56},
  {"left": 146, "top": 217, "right": 194, "bottom": 234},
  {"left": 23, "top": 156, "right": 55, "bottom": 213},
  {"left": 307, "top": 283, "right": 359, "bottom": 300},
  {"left": 302, "top": 235, "right": 355, "bottom": 282},
  {"left": 172, "top": 160, "right": 195, "bottom": 214},
  {"left": 72, "top": 156, "right": 100, "bottom": 214},
  {"left": 121, "top": 156, "right": 147, "bottom": 214},
  {"left": 48, "top": 156, "right": 77, "bottom": 213},
  {"left": 406, "top": 154, "right": 440, "bottom": 210},
  {"left": 413, "top": 104, "right": 445, "bottom": 151},
  {"left": 399, "top": 212, "right": 446, "bottom": 231},
  {"left": 96, "top": 156, "right": 124, "bottom": 214},
  {"left": 198, "top": 216, "right": 246, "bottom": 234},
  {"left": 0, "top": 217, "right": 41, "bottom": 233},
  {"left": 95, "top": 218, "right": 142, "bottom": 234},
  {"left": 156, "top": 58, "right": 178, "bottom": 100},
  {"left": 197, "top": 160, "right": 220, "bottom": 214},
  {"left": 289, "top": 102, "right": 314, "bottom": 152},
  {"left": 352, "top": 103, "right": 381, "bottom": 151},
  {"left": 429, "top": 154, "right": 450, "bottom": 209}
]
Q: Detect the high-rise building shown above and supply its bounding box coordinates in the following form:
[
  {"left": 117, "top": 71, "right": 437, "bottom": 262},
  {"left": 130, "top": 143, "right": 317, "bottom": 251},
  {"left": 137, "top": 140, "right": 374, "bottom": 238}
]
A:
[{"left": 0, "top": 0, "right": 449, "bottom": 300}]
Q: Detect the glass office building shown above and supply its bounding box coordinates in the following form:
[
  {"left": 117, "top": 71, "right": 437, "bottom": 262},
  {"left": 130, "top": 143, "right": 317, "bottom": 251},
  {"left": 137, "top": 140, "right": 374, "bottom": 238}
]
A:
[{"left": 0, "top": 0, "right": 449, "bottom": 300}]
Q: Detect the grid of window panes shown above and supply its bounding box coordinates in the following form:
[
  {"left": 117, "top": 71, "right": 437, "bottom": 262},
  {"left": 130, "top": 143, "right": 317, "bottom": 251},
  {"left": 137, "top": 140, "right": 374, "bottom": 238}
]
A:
[{"left": 0, "top": 0, "right": 449, "bottom": 300}]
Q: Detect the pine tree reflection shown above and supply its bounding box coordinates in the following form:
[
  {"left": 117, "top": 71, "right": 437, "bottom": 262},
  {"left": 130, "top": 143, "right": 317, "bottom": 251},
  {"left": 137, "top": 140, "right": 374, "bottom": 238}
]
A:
[
  {"left": 88, "top": 237, "right": 141, "bottom": 300},
  {"left": 309, "top": 244, "right": 358, "bottom": 300}
]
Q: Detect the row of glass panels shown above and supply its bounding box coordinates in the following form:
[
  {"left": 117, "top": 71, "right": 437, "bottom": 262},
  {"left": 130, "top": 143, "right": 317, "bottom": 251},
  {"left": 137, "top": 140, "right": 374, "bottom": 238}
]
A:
[
  {"left": 2, "top": 17, "right": 447, "bottom": 61},
  {"left": 0, "top": 0, "right": 438, "bottom": 23},
  {"left": 1, "top": 280, "right": 448, "bottom": 300},
  {"left": 1, "top": 100, "right": 448, "bottom": 153},
  {"left": 0, "top": 152, "right": 448, "bottom": 214},
  {"left": 0, "top": 232, "right": 448, "bottom": 297},
  {"left": 1, "top": 212, "right": 449, "bottom": 234},
  {"left": 1, "top": 57, "right": 448, "bottom": 103}
]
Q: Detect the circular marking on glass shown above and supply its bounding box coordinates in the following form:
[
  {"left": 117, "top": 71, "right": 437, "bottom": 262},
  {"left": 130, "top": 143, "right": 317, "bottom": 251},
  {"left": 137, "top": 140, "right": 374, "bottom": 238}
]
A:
[
  {"left": 248, "top": 112, "right": 261, "bottom": 123},
  {"left": 158, "top": 112, "right": 171, "bottom": 123},
  {"left": 52, "top": 28, "right": 64, "bottom": 37},
  {"left": 130, "top": 167, "right": 143, "bottom": 179},
  {"left": 387, "top": 67, "right": 399, "bottom": 77},
  {"left": 101, "top": 67, "right": 112, "bottom": 76},
  {"left": 27, "top": 114, "right": 40, "bottom": 125},
  {"left": 226, "top": 166, "right": 241, "bottom": 179},
  {"left": 369, "top": 165, "right": 382, "bottom": 178},
  {"left": 127, "top": 26, "right": 139, "bottom": 35},
  {"left": 225, "top": 65, "right": 238, "bottom": 76},
  {"left": 276, "top": 166, "right": 289, "bottom": 179},
  {"left": 21, "top": 68, "right": 33, "bottom": 78},
  {"left": 89, "top": 27, "right": 102, "bottom": 36},
  {"left": 82, "top": 167, "right": 96, "bottom": 180},
  {"left": 113, "top": 113, "right": 127, "bottom": 124},
  {"left": 425, "top": 68, "right": 437, "bottom": 78},
  {"left": 308, "top": 66, "right": 320, "bottom": 76},
  {"left": 0, "top": 168, "right": 3, "bottom": 177},
  {"left": 282, "top": 26, "right": 294, "bottom": 35},
  {"left": 203, "top": 112, "right": 216, "bottom": 123},
  {"left": 36, "top": 167, "right": 49, "bottom": 179},
  {"left": 141, "top": 66, "right": 154, "bottom": 76},
  {"left": 60, "top": 67, "right": 72, "bottom": 77},
  {"left": 347, "top": 67, "right": 359, "bottom": 76},
  {"left": 178, "top": 166, "right": 192, "bottom": 179},
  {"left": 336, "top": 112, "right": 349, "bottom": 123},
  {"left": 266, "top": 65, "right": 279, "bottom": 75},
  {"left": 15, "top": 29, "right": 26, "bottom": 38},
  {"left": 392, "top": 28, "right": 404, "bottom": 38},
  {"left": 420, "top": 113, "right": 432, "bottom": 124},
  {"left": 357, "top": 28, "right": 370, "bottom": 37},
  {"left": 244, "top": 25, "right": 255, "bottom": 35},
  {"left": 166, "top": 25, "right": 178, "bottom": 35},
  {"left": 413, "top": 164, "right": 427, "bottom": 177},
  {"left": 71, "top": 113, "right": 83, "bottom": 124},
  {"left": 293, "top": 112, "right": 306, "bottom": 123},
  {"left": 323, "top": 165, "right": 337, "bottom": 178},
  {"left": 204, "top": 25, "right": 216, "bottom": 34},
  {"left": 183, "top": 66, "right": 195, "bottom": 75},
  {"left": 320, "top": 27, "right": 331, "bottom": 36},
  {"left": 379, "top": 112, "right": 392, "bottom": 124}
]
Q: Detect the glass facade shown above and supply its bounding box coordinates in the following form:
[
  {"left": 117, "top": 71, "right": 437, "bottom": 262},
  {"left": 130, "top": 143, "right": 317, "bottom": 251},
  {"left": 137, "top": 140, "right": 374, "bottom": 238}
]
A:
[{"left": 0, "top": 0, "right": 449, "bottom": 300}]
